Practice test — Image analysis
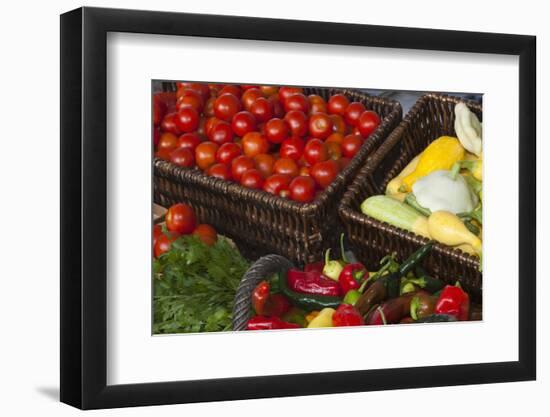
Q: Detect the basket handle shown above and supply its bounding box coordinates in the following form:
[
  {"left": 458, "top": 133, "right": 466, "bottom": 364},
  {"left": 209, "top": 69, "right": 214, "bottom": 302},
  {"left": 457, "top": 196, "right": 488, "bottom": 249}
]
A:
[{"left": 232, "top": 254, "right": 295, "bottom": 331}]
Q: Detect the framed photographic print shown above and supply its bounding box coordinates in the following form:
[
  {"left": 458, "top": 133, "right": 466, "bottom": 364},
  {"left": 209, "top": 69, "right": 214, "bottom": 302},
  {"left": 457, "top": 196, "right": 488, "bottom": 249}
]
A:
[{"left": 60, "top": 6, "right": 536, "bottom": 410}]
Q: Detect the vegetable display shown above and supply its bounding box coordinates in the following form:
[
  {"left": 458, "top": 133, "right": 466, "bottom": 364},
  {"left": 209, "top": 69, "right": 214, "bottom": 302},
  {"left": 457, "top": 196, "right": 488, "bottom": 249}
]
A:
[
  {"left": 153, "top": 84, "right": 381, "bottom": 203},
  {"left": 361, "top": 102, "right": 483, "bottom": 259}
]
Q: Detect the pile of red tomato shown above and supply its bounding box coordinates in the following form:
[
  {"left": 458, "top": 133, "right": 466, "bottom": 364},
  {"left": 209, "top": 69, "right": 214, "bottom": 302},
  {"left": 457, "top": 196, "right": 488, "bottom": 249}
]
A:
[
  {"left": 153, "top": 83, "right": 381, "bottom": 203},
  {"left": 153, "top": 203, "right": 218, "bottom": 257}
]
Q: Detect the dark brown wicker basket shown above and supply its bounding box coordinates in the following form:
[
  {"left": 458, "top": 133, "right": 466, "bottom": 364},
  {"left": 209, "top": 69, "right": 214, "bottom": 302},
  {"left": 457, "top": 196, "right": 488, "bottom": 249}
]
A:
[
  {"left": 339, "top": 93, "right": 483, "bottom": 299},
  {"left": 154, "top": 87, "right": 402, "bottom": 264}
]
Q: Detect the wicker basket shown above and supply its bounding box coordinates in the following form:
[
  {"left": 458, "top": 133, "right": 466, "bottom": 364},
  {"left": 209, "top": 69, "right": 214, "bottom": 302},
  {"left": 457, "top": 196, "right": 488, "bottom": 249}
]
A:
[
  {"left": 154, "top": 87, "right": 402, "bottom": 264},
  {"left": 339, "top": 93, "right": 483, "bottom": 299}
]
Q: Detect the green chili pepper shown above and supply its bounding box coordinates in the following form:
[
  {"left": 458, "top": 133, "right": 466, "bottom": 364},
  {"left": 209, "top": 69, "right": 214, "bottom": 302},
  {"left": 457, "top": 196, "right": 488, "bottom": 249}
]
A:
[{"left": 399, "top": 242, "right": 433, "bottom": 277}]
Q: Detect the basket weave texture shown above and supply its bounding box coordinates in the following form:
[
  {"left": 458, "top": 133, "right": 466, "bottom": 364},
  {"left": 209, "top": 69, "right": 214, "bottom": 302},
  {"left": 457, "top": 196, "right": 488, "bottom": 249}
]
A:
[
  {"left": 154, "top": 87, "right": 402, "bottom": 264},
  {"left": 339, "top": 93, "right": 483, "bottom": 299}
]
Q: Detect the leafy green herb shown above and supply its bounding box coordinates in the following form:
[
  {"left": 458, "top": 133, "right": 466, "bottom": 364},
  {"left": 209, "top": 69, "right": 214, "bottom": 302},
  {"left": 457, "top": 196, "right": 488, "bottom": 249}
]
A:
[{"left": 153, "top": 235, "right": 249, "bottom": 334}]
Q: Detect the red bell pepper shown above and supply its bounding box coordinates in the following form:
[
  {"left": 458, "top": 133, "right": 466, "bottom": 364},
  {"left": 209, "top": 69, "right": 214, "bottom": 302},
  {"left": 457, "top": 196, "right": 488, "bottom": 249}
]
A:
[
  {"left": 434, "top": 285, "right": 470, "bottom": 321},
  {"left": 251, "top": 281, "right": 291, "bottom": 316},
  {"left": 246, "top": 316, "right": 301, "bottom": 330},
  {"left": 287, "top": 269, "right": 341, "bottom": 296},
  {"left": 332, "top": 304, "right": 365, "bottom": 327},
  {"left": 338, "top": 263, "right": 368, "bottom": 294}
]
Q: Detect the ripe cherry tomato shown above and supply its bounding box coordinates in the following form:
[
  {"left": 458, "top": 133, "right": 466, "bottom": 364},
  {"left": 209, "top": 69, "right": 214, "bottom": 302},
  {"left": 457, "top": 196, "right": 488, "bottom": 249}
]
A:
[
  {"left": 241, "top": 84, "right": 258, "bottom": 91},
  {"left": 216, "top": 142, "right": 242, "bottom": 164},
  {"left": 260, "top": 85, "right": 279, "bottom": 96},
  {"left": 308, "top": 113, "right": 333, "bottom": 139},
  {"left": 203, "top": 97, "right": 216, "bottom": 117},
  {"left": 214, "top": 93, "right": 242, "bottom": 121},
  {"left": 327, "top": 94, "right": 350, "bottom": 116},
  {"left": 284, "top": 110, "right": 308, "bottom": 137},
  {"left": 283, "top": 93, "right": 309, "bottom": 113},
  {"left": 176, "top": 89, "right": 204, "bottom": 112},
  {"left": 175, "top": 108, "right": 200, "bottom": 133},
  {"left": 253, "top": 153, "right": 275, "bottom": 178},
  {"left": 166, "top": 203, "right": 197, "bottom": 234},
  {"left": 280, "top": 137, "right": 305, "bottom": 160},
  {"left": 208, "top": 121, "right": 234, "bottom": 145},
  {"left": 231, "top": 111, "right": 257, "bottom": 137},
  {"left": 273, "top": 158, "right": 299, "bottom": 178},
  {"left": 289, "top": 176, "right": 316, "bottom": 203},
  {"left": 193, "top": 224, "right": 218, "bottom": 246},
  {"left": 358, "top": 110, "right": 381, "bottom": 138},
  {"left": 326, "top": 132, "right": 344, "bottom": 144},
  {"left": 263, "top": 174, "right": 291, "bottom": 195},
  {"left": 153, "top": 224, "right": 163, "bottom": 248},
  {"left": 268, "top": 95, "right": 285, "bottom": 118},
  {"left": 195, "top": 141, "right": 219, "bottom": 170},
  {"left": 344, "top": 102, "right": 366, "bottom": 126},
  {"left": 219, "top": 84, "right": 242, "bottom": 98},
  {"left": 177, "top": 132, "right": 202, "bottom": 151},
  {"left": 242, "top": 132, "right": 269, "bottom": 157},
  {"left": 279, "top": 86, "right": 304, "bottom": 103},
  {"left": 310, "top": 159, "right": 340, "bottom": 189},
  {"left": 155, "top": 148, "right": 172, "bottom": 161},
  {"left": 330, "top": 114, "right": 347, "bottom": 134},
  {"left": 153, "top": 95, "right": 167, "bottom": 126},
  {"left": 326, "top": 141, "right": 342, "bottom": 160},
  {"left": 169, "top": 148, "right": 195, "bottom": 168},
  {"left": 208, "top": 163, "right": 232, "bottom": 181},
  {"left": 265, "top": 118, "right": 289, "bottom": 144},
  {"left": 240, "top": 169, "right": 264, "bottom": 189},
  {"left": 341, "top": 134, "right": 363, "bottom": 158},
  {"left": 157, "top": 132, "right": 178, "bottom": 152},
  {"left": 160, "top": 112, "right": 181, "bottom": 135},
  {"left": 231, "top": 155, "right": 255, "bottom": 182},
  {"left": 242, "top": 88, "right": 264, "bottom": 111},
  {"left": 308, "top": 94, "right": 327, "bottom": 114},
  {"left": 154, "top": 232, "right": 178, "bottom": 258},
  {"left": 299, "top": 166, "right": 310, "bottom": 176},
  {"left": 250, "top": 97, "right": 273, "bottom": 123},
  {"left": 304, "top": 138, "right": 328, "bottom": 166},
  {"left": 177, "top": 82, "right": 210, "bottom": 101}
]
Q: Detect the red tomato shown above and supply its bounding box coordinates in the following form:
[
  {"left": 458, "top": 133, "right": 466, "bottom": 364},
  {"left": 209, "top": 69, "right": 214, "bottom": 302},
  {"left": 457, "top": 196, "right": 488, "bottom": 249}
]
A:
[
  {"left": 326, "top": 141, "right": 342, "bottom": 160},
  {"left": 214, "top": 93, "right": 242, "bottom": 121},
  {"left": 344, "top": 102, "right": 366, "bottom": 126},
  {"left": 265, "top": 118, "right": 289, "bottom": 144},
  {"left": 284, "top": 110, "right": 308, "bottom": 137},
  {"left": 304, "top": 138, "right": 328, "bottom": 165},
  {"left": 327, "top": 94, "right": 350, "bottom": 116},
  {"left": 208, "top": 163, "right": 232, "bottom": 181},
  {"left": 242, "top": 132, "right": 269, "bottom": 157},
  {"left": 158, "top": 131, "right": 179, "bottom": 153},
  {"left": 153, "top": 95, "right": 167, "bottom": 126},
  {"left": 289, "top": 176, "right": 316, "bottom": 203},
  {"left": 310, "top": 159, "right": 340, "bottom": 189},
  {"left": 308, "top": 94, "right": 327, "bottom": 114},
  {"left": 308, "top": 113, "right": 333, "bottom": 139},
  {"left": 250, "top": 97, "right": 273, "bottom": 123},
  {"left": 177, "top": 82, "right": 210, "bottom": 101},
  {"left": 160, "top": 112, "right": 181, "bottom": 135},
  {"left": 242, "top": 88, "right": 264, "bottom": 111},
  {"left": 253, "top": 153, "right": 275, "bottom": 178},
  {"left": 341, "top": 134, "right": 363, "bottom": 158},
  {"left": 260, "top": 86, "right": 279, "bottom": 96},
  {"left": 169, "top": 148, "right": 195, "bottom": 167},
  {"left": 240, "top": 169, "right": 264, "bottom": 189},
  {"left": 283, "top": 93, "right": 309, "bottom": 113},
  {"left": 325, "top": 132, "right": 344, "bottom": 144},
  {"left": 203, "top": 97, "right": 216, "bottom": 117},
  {"left": 205, "top": 117, "right": 222, "bottom": 137},
  {"left": 209, "top": 121, "right": 234, "bottom": 145},
  {"left": 263, "top": 174, "right": 291, "bottom": 195},
  {"left": 330, "top": 114, "right": 347, "bottom": 134},
  {"left": 231, "top": 155, "right": 255, "bottom": 182},
  {"left": 154, "top": 232, "right": 178, "bottom": 258},
  {"left": 216, "top": 142, "right": 242, "bottom": 164},
  {"left": 279, "top": 86, "right": 304, "bottom": 103},
  {"left": 175, "top": 108, "right": 200, "bottom": 133},
  {"left": 273, "top": 158, "right": 299, "bottom": 178},
  {"left": 176, "top": 89, "right": 204, "bottom": 112},
  {"left": 268, "top": 95, "right": 285, "bottom": 118},
  {"left": 155, "top": 148, "right": 172, "bottom": 161},
  {"left": 193, "top": 224, "right": 218, "bottom": 246},
  {"left": 166, "top": 203, "right": 197, "bottom": 234},
  {"left": 358, "top": 110, "right": 381, "bottom": 138},
  {"left": 195, "top": 141, "right": 219, "bottom": 170},
  {"left": 177, "top": 132, "right": 202, "bottom": 151},
  {"left": 241, "top": 84, "right": 258, "bottom": 91},
  {"left": 280, "top": 137, "right": 305, "bottom": 160},
  {"left": 299, "top": 166, "right": 310, "bottom": 176},
  {"left": 231, "top": 111, "right": 257, "bottom": 137},
  {"left": 219, "top": 84, "right": 242, "bottom": 98},
  {"left": 153, "top": 224, "right": 163, "bottom": 248}
]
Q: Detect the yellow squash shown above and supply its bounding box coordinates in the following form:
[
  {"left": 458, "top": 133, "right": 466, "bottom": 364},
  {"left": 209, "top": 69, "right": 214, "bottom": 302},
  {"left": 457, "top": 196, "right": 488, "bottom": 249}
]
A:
[
  {"left": 307, "top": 308, "right": 335, "bottom": 328},
  {"left": 401, "top": 136, "right": 465, "bottom": 192},
  {"left": 428, "top": 211, "right": 482, "bottom": 256},
  {"left": 386, "top": 154, "right": 421, "bottom": 196}
]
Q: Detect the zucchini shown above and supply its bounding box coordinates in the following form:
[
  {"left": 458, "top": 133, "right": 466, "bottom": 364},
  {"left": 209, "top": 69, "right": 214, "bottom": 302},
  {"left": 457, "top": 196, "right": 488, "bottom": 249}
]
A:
[{"left": 361, "top": 195, "right": 430, "bottom": 238}]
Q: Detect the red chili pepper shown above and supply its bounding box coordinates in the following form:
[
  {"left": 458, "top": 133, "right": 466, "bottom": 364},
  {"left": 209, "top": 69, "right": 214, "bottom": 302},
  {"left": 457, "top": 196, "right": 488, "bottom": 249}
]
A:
[
  {"left": 338, "top": 263, "right": 368, "bottom": 294},
  {"left": 246, "top": 316, "right": 301, "bottom": 330},
  {"left": 251, "top": 280, "right": 270, "bottom": 315},
  {"left": 434, "top": 285, "right": 470, "bottom": 321},
  {"left": 287, "top": 269, "right": 341, "bottom": 296},
  {"left": 251, "top": 281, "right": 292, "bottom": 316},
  {"left": 304, "top": 261, "right": 324, "bottom": 274},
  {"left": 332, "top": 304, "right": 365, "bottom": 327}
]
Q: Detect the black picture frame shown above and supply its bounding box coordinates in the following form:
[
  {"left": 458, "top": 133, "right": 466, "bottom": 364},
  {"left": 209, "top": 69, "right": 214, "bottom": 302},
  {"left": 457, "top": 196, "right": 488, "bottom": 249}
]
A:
[{"left": 60, "top": 6, "right": 536, "bottom": 410}]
